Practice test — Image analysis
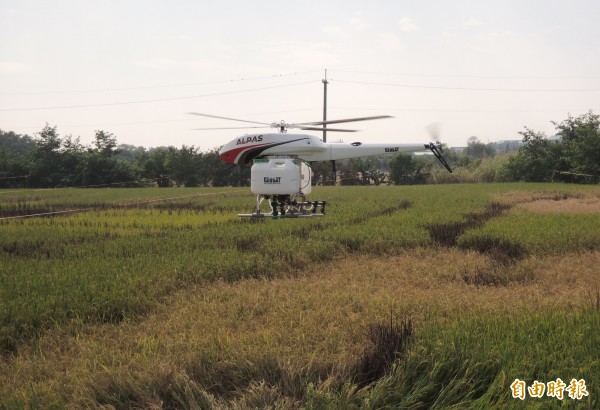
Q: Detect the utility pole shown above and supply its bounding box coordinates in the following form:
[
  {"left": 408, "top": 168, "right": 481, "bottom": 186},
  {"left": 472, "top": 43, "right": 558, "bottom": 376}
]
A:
[
  {"left": 322, "top": 69, "right": 328, "bottom": 143},
  {"left": 322, "top": 69, "right": 336, "bottom": 184}
]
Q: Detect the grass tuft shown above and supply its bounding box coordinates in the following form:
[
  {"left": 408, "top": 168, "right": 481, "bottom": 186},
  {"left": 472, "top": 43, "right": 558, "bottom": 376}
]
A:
[
  {"left": 427, "top": 221, "right": 472, "bottom": 247},
  {"left": 353, "top": 317, "right": 413, "bottom": 387},
  {"left": 461, "top": 263, "right": 534, "bottom": 287},
  {"left": 426, "top": 201, "right": 513, "bottom": 247},
  {"left": 349, "top": 200, "right": 413, "bottom": 224},
  {"left": 460, "top": 235, "right": 528, "bottom": 265}
]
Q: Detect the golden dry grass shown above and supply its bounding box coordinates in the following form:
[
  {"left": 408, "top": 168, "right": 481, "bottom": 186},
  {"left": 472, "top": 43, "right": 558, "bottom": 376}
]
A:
[
  {"left": 515, "top": 197, "right": 600, "bottom": 214},
  {"left": 2, "top": 248, "right": 598, "bottom": 407},
  {"left": 496, "top": 189, "right": 600, "bottom": 214},
  {"left": 497, "top": 190, "right": 585, "bottom": 204}
]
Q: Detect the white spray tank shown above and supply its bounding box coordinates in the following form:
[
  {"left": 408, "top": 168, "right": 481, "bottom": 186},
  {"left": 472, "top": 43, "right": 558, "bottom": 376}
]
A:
[
  {"left": 251, "top": 158, "right": 312, "bottom": 195},
  {"left": 299, "top": 160, "right": 312, "bottom": 195}
]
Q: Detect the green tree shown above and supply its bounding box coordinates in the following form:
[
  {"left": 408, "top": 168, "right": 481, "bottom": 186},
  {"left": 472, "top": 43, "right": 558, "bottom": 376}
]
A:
[
  {"left": 310, "top": 161, "right": 334, "bottom": 185},
  {"left": 0, "top": 130, "right": 33, "bottom": 187},
  {"left": 115, "top": 144, "right": 147, "bottom": 162},
  {"left": 336, "top": 157, "right": 392, "bottom": 186},
  {"left": 505, "top": 128, "right": 563, "bottom": 182},
  {"left": 389, "top": 153, "right": 428, "bottom": 185},
  {"left": 465, "top": 137, "right": 496, "bottom": 160},
  {"left": 165, "top": 145, "right": 203, "bottom": 186},
  {"left": 93, "top": 130, "right": 119, "bottom": 157},
  {"left": 81, "top": 130, "right": 139, "bottom": 186},
  {"left": 29, "top": 124, "right": 64, "bottom": 187},
  {"left": 59, "top": 135, "right": 86, "bottom": 186},
  {"left": 338, "top": 159, "right": 363, "bottom": 185},
  {"left": 0, "top": 129, "right": 36, "bottom": 156},
  {"left": 202, "top": 148, "right": 250, "bottom": 187},
  {"left": 0, "top": 150, "right": 30, "bottom": 187},
  {"left": 368, "top": 167, "right": 387, "bottom": 186},
  {"left": 553, "top": 111, "right": 600, "bottom": 180},
  {"left": 504, "top": 112, "right": 600, "bottom": 183},
  {"left": 138, "top": 147, "right": 171, "bottom": 186}
]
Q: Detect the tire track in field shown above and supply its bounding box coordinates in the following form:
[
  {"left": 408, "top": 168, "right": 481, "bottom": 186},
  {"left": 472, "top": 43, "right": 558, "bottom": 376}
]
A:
[{"left": 425, "top": 202, "right": 527, "bottom": 266}]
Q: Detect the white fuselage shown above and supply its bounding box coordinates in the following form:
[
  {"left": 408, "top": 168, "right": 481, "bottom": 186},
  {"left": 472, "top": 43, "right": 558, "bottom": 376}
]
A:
[{"left": 219, "top": 133, "right": 428, "bottom": 165}]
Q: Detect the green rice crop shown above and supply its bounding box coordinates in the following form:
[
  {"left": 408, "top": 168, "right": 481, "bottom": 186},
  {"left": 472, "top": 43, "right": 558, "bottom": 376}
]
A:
[
  {"left": 307, "top": 308, "right": 599, "bottom": 409},
  {"left": 460, "top": 212, "right": 600, "bottom": 254}
]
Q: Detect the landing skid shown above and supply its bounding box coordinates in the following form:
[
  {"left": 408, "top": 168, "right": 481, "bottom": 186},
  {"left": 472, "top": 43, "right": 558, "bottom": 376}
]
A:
[
  {"left": 238, "top": 212, "right": 324, "bottom": 219},
  {"left": 239, "top": 194, "right": 326, "bottom": 219}
]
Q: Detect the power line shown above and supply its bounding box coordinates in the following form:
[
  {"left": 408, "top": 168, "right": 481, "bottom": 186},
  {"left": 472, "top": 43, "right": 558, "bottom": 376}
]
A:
[
  {"left": 329, "top": 107, "right": 597, "bottom": 113},
  {"left": 4, "top": 109, "right": 324, "bottom": 131},
  {"left": 0, "top": 70, "right": 321, "bottom": 96},
  {"left": 0, "top": 81, "right": 315, "bottom": 112},
  {"left": 333, "top": 79, "right": 600, "bottom": 92},
  {"left": 331, "top": 69, "right": 600, "bottom": 81}
]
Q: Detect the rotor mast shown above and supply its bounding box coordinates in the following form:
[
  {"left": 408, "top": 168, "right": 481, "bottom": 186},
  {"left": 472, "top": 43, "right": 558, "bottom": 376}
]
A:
[{"left": 322, "top": 69, "right": 328, "bottom": 143}]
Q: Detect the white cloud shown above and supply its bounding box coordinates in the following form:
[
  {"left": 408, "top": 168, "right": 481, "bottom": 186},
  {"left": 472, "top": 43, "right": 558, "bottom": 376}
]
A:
[
  {"left": 399, "top": 17, "right": 418, "bottom": 32},
  {"left": 463, "top": 17, "right": 483, "bottom": 28},
  {"left": 349, "top": 17, "right": 369, "bottom": 31}
]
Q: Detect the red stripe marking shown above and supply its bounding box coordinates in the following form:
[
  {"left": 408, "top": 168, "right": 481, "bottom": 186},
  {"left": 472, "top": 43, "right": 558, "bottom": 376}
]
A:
[{"left": 220, "top": 142, "right": 275, "bottom": 164}]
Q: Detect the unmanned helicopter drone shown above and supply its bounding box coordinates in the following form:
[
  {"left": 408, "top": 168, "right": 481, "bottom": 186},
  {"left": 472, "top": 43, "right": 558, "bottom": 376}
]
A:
[{"left": 190, "top": 112, "right": 452, "bottom": 218}]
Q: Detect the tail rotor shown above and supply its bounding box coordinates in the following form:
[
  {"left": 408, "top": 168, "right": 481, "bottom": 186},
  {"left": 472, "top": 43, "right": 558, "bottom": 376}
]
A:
[{"left": 425, "top": 123, "right": 452, "bottom": 173}]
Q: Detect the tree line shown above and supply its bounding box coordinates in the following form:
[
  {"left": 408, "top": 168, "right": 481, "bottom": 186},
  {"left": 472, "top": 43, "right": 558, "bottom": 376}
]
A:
[
  {"left": 389, "top": 111, "right": 599, "bottom": 185},
  {"left": 0, "top": 125, "right": 248, "bottom": 188},
  {"left": 505, "top": 111, "right": 600, "bottom": 183},
  {"left": 1, "top": 111, "right": 598, "bottom": 188}
]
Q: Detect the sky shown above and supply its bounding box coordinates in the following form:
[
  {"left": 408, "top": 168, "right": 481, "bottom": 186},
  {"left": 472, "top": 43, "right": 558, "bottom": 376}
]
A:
[{"left": 1, "top": 0, "right": 600, "bottom": 150}]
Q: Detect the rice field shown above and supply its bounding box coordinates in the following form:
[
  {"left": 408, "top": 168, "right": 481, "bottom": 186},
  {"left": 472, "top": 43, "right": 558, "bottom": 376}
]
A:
[{"left": 0, "top": 183, "right": 598, "bottom": 408}]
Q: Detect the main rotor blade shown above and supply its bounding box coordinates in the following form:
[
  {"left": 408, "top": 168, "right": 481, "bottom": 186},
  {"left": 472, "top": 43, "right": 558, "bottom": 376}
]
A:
[
  {"left": 299, "top": 126, "right": 357, "bottom": 132},
  {"left": 188, "top": 112, "right": 271, "bottom": 126},
  {"left": 296, "top": 115, "right": 393, "bottom": 127},
  {"left": 192, "top": 126, "right": 269, "bottom": 130}
]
